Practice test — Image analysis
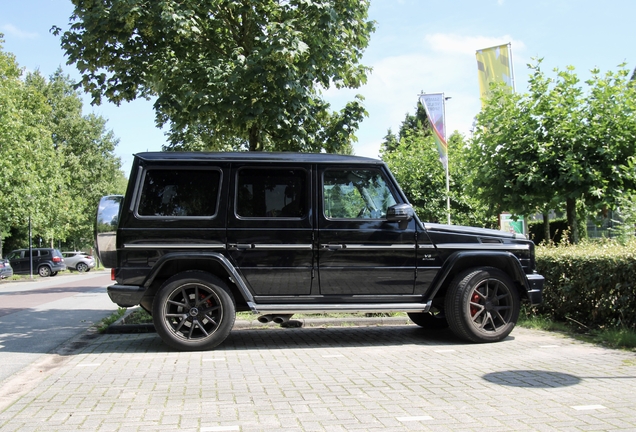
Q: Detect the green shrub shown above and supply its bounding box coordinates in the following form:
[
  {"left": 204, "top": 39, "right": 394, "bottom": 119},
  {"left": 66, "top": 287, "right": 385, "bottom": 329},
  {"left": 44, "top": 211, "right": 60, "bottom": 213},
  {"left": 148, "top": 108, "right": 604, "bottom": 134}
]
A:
[{"left": 535, "top": 240, "right": 636, "bottom": 330}]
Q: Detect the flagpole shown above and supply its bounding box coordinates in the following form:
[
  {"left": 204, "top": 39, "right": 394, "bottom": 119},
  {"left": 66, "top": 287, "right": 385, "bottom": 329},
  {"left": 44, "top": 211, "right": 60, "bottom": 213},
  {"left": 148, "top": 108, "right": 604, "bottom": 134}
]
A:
[
  {"left": 443, "top": 94, "right": 450, "bottom": 225},
  {"left": 508, "top": 42, "right": 516, "bottom": 93}
]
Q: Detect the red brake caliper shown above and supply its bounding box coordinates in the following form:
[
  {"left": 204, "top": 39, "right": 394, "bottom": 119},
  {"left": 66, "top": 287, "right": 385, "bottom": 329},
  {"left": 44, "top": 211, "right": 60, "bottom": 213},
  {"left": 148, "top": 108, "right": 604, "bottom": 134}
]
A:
[{"left": 470, "top": 291, "right": 481, "bottom": 316}]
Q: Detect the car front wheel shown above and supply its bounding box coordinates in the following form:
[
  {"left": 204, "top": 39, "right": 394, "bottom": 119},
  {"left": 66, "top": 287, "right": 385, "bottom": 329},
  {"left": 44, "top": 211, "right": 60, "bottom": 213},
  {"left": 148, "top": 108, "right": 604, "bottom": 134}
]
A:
[
  {"left": 445, "top": 267, "right": 520, "bottom": 343},
  {"left": 152, "top": 271, "right": 236, "bottom": 351}
]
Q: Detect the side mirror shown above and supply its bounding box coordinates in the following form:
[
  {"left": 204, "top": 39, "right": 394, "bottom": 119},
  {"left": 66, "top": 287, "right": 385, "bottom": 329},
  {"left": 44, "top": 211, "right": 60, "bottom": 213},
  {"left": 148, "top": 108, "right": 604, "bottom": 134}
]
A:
[
  {"left": 386, "top": 204, "right": 414, "bottom": 226},
  {"left": 95, "top": 195, "right": 124, "bottom": 268}
]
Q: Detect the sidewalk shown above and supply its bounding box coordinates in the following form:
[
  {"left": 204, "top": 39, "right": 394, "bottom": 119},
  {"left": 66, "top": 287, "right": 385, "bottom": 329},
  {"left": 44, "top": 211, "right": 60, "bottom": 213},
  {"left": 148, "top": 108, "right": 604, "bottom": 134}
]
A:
[{"left": 1, "top": 318, "right": 635, "bottom": 431}]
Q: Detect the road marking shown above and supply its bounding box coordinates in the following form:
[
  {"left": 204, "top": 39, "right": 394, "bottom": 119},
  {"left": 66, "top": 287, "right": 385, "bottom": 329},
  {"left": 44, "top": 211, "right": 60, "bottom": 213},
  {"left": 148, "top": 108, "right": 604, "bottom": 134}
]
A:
[
  {"left": 434, "top": 349, "right": 456, "bottom": 353},
  {"left": 77, "top": 363, "right": 101, "bottom": 367},
  {"left": 397, "top": 415, "right": 433, "bottom": 422},
  {"left": 201, "top": 427, "right": 239, "bottom": 432},
  {"left": 572, "top": 405, "right": 606, "bottom": 411},
  {"left": 203, "top": 358, "right": 225, "bottom": 362},
  {"left": 322, "top": 354, "right": 345, "bottom": 358},
  {"left": 540, "top": 345, "right": 560, "bottom": 348}
]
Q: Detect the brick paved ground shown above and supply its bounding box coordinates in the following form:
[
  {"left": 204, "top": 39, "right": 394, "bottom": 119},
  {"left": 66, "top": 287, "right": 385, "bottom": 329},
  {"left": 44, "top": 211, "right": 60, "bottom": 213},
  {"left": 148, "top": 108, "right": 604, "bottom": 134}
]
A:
[{"left": 0, "top": 323, "right": 635, "bottom": 431}]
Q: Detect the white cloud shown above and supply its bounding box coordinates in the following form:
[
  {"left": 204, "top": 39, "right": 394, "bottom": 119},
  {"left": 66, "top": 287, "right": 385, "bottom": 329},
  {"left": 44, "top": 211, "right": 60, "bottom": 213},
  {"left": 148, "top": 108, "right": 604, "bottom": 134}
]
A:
[
  {"left": 1, "top": 24, "right": 38, "bottom": 40},
  {"left": 424, "top": 33, "right": 524, "bottom": 55}
]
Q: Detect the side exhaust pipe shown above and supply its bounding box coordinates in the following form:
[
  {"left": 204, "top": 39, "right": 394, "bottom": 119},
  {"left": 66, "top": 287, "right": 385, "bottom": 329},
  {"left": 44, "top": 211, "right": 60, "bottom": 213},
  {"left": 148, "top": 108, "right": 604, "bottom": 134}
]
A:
[
  {"left": 257, "top": 314, "right": 274, "bottom": 323},
  {"left": 272, "top": 314, "right": 293, "bottom": 324}
]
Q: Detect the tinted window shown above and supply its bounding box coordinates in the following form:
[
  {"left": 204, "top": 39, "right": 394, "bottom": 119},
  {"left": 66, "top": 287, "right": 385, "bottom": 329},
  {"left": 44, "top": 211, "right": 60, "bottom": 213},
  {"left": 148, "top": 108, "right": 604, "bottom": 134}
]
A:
[
  {"left": 236, "top": 168, "right": 306, "bottom": 218},
  {"left": 137, "top": 169, "right": 221, "bottom": 217},
  {"left": 40, "top": 250, "right": 50, "bottom": 256},
  {"left": 323, "top": 169, "right": 397, "bottom": 219}
]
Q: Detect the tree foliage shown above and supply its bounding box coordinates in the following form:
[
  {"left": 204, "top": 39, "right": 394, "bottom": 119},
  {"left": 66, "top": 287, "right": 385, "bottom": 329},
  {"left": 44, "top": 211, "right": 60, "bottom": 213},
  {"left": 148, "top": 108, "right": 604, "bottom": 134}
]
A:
[
  {"left": 55, "top": 0, "right": 375, "bottom": 153},
  {"left": 0, "top": 38, "right": 126, "bottom": 255},
  {"left": 469, "top": 60, "right": 636, "bottom": 243}
]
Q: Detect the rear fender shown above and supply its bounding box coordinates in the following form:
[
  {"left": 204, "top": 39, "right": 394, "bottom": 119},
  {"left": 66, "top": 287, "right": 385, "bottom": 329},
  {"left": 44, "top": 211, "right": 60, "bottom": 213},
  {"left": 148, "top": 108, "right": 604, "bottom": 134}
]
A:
[{"left": 142, "top": 252, "right": 254, "bottom": 304}]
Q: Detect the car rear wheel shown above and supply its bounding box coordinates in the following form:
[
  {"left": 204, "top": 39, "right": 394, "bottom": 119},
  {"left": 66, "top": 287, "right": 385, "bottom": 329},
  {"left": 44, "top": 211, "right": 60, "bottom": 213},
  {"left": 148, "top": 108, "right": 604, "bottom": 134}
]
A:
[
  {"left": 152, "top": 271, "right": 235, "bottom": 351},
  {"left": 76, "top": 262, "right": 89, "bottom": 272},
  {"left": 445, "top": 267, "right": 520, "bottom": 343},
  {"left": 38, "top": 266, "right": 52, "bottom": 277}
]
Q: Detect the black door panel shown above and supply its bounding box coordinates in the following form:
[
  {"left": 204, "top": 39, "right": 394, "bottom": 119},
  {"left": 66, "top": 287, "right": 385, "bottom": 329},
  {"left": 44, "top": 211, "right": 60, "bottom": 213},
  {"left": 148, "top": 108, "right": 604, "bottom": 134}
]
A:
[
  {"left": 318, "top": 167, "right": 417, "bottom": 295},
  {"left": 227, "top": 165, "right": 314, "bottom": 296}
]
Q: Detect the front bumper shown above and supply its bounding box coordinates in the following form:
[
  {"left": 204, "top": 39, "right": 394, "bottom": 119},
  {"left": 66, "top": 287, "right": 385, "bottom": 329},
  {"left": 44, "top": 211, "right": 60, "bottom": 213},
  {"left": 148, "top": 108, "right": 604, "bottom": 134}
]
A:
[
  {"left": 107, "top": 284, "right": 147, "bottom": 307},
  {"left": 525, "top": 273, "right": 544, "bottom": 305}
]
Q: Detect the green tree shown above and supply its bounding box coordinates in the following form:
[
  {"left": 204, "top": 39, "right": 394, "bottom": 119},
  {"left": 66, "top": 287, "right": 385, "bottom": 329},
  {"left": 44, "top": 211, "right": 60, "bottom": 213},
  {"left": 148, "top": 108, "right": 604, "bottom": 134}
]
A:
[
  {"left": 469, "top": 77, "right": 558, "bottom": 241},
  {"left": 0, "top": 40, "right": 65, "bottom": 254},
  {"left": 55, "top": 0, "right": 375, "bottom": 153},
  {"left": 0, "top": 38, "right": 126, "bottom": 254},
  {"left": 31, "top": 69, "right": 127, "bottom": 249},
  {"left": 470, "top": 61, "right": 636, "bottom": 243}
]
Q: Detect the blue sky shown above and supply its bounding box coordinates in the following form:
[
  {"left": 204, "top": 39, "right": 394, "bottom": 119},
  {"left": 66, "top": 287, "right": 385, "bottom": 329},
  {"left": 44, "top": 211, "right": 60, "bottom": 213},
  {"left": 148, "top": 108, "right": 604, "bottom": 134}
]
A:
[{"left": 2, "top": 0, "right": 635, "bottom": 175}]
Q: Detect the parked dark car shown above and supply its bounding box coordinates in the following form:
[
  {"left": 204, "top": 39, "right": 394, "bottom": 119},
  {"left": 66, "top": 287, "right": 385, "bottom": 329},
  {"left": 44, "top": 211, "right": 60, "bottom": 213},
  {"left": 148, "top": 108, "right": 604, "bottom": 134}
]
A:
[
  {"left": 96, "top": 152, "right": 544, "bottom": 351},
  {"left": 0, "top": 259, "right": 13, "bottom": 279},
  {"left": 6, "top": 248, "right": 66, "bottom": 277},
  {"left": 62, "top": 251, "right": 96, "bottom": 272}
]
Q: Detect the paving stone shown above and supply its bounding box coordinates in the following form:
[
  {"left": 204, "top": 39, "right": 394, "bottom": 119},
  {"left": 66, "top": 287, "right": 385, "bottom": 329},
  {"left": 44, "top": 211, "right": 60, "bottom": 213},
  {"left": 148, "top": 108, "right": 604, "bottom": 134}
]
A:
[{"left": 0, "top": 325, "right": 635, "bottom": 431}]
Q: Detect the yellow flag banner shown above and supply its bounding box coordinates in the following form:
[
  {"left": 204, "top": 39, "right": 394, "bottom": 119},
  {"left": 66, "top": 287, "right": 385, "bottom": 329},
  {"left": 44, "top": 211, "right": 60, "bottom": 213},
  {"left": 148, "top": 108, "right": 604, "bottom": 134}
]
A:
[{"left": 476, "top": 43, "right": 513, "bottom": 105}]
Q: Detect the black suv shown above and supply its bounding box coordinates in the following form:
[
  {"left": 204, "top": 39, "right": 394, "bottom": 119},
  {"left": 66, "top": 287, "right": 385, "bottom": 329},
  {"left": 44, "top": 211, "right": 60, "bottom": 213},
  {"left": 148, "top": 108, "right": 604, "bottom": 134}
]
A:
[
  {"left": 96, "top": 152, "right": 544, "bottom": 351},
  {"left": 6, "top": 248, "right": 67, "bottom": 277}
]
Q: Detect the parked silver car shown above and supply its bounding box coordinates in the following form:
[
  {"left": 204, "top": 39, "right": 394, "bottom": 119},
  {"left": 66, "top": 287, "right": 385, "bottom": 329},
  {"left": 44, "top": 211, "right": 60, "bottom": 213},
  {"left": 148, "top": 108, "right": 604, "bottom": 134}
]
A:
[
  {"left": 62, "top": 252, "right": 96, "bottom": 272},
  {"left": 0, "top": 259, "right": 13, "bottom": 279}
]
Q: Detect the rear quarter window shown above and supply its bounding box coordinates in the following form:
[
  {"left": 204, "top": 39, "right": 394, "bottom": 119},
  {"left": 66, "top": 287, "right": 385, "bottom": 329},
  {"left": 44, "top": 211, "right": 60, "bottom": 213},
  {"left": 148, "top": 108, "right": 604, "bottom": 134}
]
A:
[{"left": 136, "top": 168, "right": 222, "bottom": 218}]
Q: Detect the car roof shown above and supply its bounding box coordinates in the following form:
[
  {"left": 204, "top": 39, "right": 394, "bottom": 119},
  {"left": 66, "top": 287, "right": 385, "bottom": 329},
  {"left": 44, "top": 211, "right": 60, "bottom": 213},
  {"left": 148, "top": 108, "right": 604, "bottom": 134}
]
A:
[{"left": 134, "top": 151, "right": 384, "bottom": 165}]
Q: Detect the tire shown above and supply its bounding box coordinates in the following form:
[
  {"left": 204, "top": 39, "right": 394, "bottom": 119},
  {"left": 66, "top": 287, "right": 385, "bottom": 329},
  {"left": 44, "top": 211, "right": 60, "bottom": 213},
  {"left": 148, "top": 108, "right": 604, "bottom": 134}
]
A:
[
  {"left": 51, "top": 272, "right": 58, "bottom": 276},
  {"left": 152, "top": 271, "right": 236, "bottom": 351},
  {"left": 38, "top": 265, "right": 52, "bottom": 277},
  {"left": 76, "top": 262, "right": 89, "bottom": 273},
  {"left": 445, "top": 267, "right": 520, "bottom": 343},
  {"left": 408, "top": 307, "right": 449, "bottom": 329}
]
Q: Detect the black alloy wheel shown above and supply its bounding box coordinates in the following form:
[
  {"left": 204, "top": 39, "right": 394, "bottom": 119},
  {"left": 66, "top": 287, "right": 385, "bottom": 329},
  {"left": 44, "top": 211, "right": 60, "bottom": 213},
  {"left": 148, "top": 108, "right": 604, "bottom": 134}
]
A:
[
  {"left": 153, "top": 271, "right": 235, "bottom": 351},
  {"left": 445, "top": 267, "right": 520, "bottom": 343}
]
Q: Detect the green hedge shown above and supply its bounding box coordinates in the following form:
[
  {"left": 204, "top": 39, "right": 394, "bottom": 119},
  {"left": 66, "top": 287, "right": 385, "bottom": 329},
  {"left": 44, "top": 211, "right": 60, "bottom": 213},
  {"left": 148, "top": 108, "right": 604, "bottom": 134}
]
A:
[{"left": 535, "top": 241, "right": 636, "bottom": 329}]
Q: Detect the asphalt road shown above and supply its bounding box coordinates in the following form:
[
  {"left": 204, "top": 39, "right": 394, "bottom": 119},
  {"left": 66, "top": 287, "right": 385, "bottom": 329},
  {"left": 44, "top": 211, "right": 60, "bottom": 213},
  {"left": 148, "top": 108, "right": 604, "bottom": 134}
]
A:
[{"left": 0, "top": 271, "right": 118, "bottom": 383}]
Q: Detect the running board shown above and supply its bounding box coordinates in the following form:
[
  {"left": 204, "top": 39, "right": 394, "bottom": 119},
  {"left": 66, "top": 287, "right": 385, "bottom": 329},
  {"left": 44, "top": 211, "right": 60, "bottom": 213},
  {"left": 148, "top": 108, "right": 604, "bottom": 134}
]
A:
[{"left": 247, "top": 301, "right": 432, "bottom": 315}]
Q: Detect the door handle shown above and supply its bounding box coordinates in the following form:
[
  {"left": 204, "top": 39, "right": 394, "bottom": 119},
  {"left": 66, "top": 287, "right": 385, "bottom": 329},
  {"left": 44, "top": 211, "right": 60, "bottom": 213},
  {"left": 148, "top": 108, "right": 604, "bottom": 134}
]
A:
[
  {"left": 228, "top": 243, "right": 254, "bottom": 250},
  {"left": 321, "top": 244, "right": 344, "bottom": 250}
]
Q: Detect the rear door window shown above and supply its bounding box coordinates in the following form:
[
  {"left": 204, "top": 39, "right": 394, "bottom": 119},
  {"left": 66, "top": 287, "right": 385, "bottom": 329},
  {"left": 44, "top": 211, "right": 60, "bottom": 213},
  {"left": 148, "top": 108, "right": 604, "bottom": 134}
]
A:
[{"left": 235, "top": 168, "right": 307, "bottom": 219}]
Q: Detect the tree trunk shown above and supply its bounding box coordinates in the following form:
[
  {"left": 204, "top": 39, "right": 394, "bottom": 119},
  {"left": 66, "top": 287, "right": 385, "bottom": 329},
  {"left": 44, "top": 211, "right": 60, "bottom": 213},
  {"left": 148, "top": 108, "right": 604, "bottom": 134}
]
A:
[
  {"left": 248, "top": 125, "right": 260, "bottom": 151},
  {"left": 566, "top": 197, "right": 579, "bottom": 244},
  {"left": 542, "top": 211, "right": 551, "bottom": 244}
]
